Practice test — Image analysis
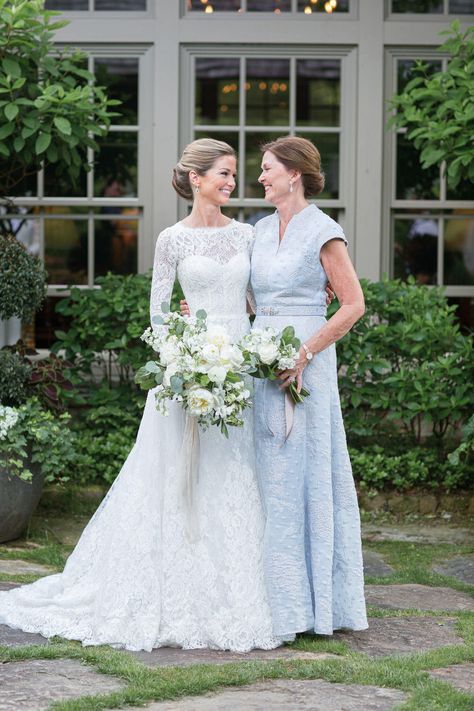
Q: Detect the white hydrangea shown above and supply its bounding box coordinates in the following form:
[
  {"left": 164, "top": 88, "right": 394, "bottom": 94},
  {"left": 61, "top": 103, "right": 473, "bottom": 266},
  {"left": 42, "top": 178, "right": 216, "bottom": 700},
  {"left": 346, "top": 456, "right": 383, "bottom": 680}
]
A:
[{"left": 0, "top": 406, "right": 19, "bottom": 440}]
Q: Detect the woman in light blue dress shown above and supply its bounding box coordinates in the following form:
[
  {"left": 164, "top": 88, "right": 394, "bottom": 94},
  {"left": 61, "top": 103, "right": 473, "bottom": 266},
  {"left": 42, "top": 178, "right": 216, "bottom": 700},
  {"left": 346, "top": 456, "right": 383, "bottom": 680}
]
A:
[{"left": 251, "top": 136, "right": 367, "bottom": 637}]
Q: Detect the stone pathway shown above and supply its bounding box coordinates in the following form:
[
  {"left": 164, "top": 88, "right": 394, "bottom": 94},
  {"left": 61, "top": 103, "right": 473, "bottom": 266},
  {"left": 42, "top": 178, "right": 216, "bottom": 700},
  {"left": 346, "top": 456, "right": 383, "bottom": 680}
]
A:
[
  {"left": 428, "top": 662, "right": 474, "bottom": 693},
  {"left": 0, "top": 659, "right": 125, "bottom": 711},
  {"left": 334, "top": 616, "right": 461, "bottom": 657},
  {"left": 0, "top": 517, "right": 472, "bottom": 710},
  {"left": 365, "top": 584, "right": 474, "bottom": 612},
  {"left": 433, "top": 555, "right": 474, "bottom": 585},
  {"left": 111, "top": 679, "right": 407, "bottom": 711}
]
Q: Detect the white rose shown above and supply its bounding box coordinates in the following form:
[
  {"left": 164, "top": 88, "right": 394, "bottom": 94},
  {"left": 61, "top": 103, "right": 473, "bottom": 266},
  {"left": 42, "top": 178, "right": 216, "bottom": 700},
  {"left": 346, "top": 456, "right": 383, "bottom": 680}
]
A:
[
  {"left": 159, "top": 339, "right": 181, "bottom": 366},
  {"left": 205, "top": 324, "right": 231, "bottom": 348},
  {"left": 207, "top": 365, "right": 228, "bottom": 384},
  {"left": 187, "top": 387, "right": 215, "bottom": 416},
  {"left": 220, "top": 344, "right": 244, "bottom": 369},
  {"left": 257, "top": 342, "right": 280, "bottom": 365}
]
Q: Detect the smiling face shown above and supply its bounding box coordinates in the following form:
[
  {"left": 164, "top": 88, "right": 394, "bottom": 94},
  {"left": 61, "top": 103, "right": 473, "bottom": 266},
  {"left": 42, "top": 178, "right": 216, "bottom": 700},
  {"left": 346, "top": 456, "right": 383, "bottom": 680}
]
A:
[
  {"left": 195, "top": 155, "right": 237, "bottom": 205},
  {"left": 258, "top": 150, "right": 295, "bottom": 204}
]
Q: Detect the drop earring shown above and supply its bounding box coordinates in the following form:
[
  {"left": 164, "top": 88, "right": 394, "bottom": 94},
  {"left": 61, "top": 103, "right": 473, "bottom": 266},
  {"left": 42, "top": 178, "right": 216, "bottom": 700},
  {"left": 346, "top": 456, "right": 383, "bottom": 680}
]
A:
[
  {"left": 195, "top": 186, "right": 200, "bottom": 193},
  {"left": 289, "top": 182, "right": 293, "bottom": 193}
]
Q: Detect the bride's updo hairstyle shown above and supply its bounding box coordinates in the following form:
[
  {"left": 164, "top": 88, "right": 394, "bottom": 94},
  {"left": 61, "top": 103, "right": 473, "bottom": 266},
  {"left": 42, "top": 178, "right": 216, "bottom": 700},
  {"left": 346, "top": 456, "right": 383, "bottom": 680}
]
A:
[
  {"left": 172, "top": 138, "right": 236, "bottom": 200},
  {"left": 260, "top": 136, "right": 325, "bottom": 197}
]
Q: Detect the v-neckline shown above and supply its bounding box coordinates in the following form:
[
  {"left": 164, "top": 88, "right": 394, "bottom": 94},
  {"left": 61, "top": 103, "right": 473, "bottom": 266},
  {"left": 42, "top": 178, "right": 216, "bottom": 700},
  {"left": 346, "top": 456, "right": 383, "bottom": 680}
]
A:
[{"left": 274, "top": 204, "right": 313, "bottom": 253}]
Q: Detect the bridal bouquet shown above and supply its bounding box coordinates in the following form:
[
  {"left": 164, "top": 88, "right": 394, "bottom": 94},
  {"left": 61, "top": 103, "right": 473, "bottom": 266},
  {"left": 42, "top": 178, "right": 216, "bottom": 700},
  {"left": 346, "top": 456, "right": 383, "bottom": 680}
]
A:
[
  {"left": 135, "top": 304, "right": 251, "bottom": 436},
  {"left": 239, "top": 326, "right": 310, "bottom": 405}
]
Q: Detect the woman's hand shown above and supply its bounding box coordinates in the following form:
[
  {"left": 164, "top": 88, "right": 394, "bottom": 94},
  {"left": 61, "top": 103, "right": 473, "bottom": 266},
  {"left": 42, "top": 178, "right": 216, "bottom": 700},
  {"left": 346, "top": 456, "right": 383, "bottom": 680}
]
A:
[
  {"left": 180, "top": 299, "right": 190, "bottom": 317},
  {"left": 326, "top": 282, "right": 335, "bottom": 305},
  {"left": 278, "top": 346, "right": 308, "bottom": 394}
]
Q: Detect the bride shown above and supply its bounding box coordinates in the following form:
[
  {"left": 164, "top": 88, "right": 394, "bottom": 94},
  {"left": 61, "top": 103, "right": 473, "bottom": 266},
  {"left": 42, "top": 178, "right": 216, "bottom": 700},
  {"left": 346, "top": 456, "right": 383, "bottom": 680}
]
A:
[{"left": 0, "top": 138, "right": 280, "bottom": 653}]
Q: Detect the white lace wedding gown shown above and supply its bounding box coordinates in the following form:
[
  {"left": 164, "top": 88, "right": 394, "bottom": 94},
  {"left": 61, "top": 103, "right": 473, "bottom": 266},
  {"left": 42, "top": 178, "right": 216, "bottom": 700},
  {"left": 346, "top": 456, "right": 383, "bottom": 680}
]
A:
[{"left": 0, "top": 220, "right": 280, "bottom": 652}]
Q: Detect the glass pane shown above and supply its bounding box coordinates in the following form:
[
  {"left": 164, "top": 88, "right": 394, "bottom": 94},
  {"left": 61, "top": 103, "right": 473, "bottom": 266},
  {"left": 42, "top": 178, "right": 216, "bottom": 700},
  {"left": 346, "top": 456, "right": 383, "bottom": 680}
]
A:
[
  {"left": 245, "top": 131, "right": 281, "bottom": 198},
  {"left": 247, "top": 0, "right": 291, "bottom": 10},
  {"left": 193, "top": 131, "right": 240, "bottom": 193},
  {"left": 397, "top": 58, "right": 442, "bottom": 93},
  {"left": 8, "top": 171, "right": 38, "bottom": 198},
  {"left": 391, "top": 0, "right": 443, "bottom": 11},
  {"left": 44, "top": 160, "right": 87, "bottom": 198},
  {"left": 246, "top": 59, "right": 290, "bottom": 126},
  {"left": 94, "top": 133, "right": 138, "bottom": 197},
  {"left": 297, "top": 0, "right": 349, "bottom": 12},
  {"left": 44, "top": 0, "right": 88, "bottom": 8},
  {"left": 394, "top": 217, "right": 438, "bottom": 285},
  {"left": 9, "top": 217, "right": 41, "bottom": 257},
  {"left": 195, "top": 58, "right": 240, "bottom": 126},
  {"left": 187, "top": 0, "right": 242, "bottom": 10},
  {"left": 304, "top": 132, "right": 339, "bottom": 199},
  {"left": 95, "top": 0, "right": 147, "bottom": 8},
  {"left": 34, "top": 296, "right": 74, "bottom": 350},
  {"left": 449, "top": 0, "right": 474, "bottom": 12},
  {"left": 447, "top": 297, "right": 474, "bottom": 333},
  {"left": 45, "top": 217, "right": 88, "bottom": 285},
  {"left": 447, "top": 179, "right": 474, "bottom": 201},
  {"left": 94, "top": 58, "right": 139, "bottom": 125},
  {"left": 396, "top": 134, "right": 440, "bottom": 200},
  {"left": 296, "top": 59, "right": 340, "bottom": 127},
  {"left": 94, "top": 217, "right": 138, "bottom": 280},
  {"left": 444, "top": 216, "right": 474, "bottom": 285}
]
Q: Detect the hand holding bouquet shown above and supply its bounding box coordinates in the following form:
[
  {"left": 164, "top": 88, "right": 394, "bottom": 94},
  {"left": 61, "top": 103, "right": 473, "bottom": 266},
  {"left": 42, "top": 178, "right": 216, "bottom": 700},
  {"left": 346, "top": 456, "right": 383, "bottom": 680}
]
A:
[
  {"left": 135, "top": 304, "right": 251, "bottom": 436},
  {"left": 239, "top": 326, "right": 310, "bottom": 404}
]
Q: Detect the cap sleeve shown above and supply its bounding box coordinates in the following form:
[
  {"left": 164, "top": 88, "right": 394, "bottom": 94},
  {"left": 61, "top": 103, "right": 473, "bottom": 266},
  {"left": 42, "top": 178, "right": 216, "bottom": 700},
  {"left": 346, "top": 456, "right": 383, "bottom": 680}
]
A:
[{"left": 317, "top": 214, "right": 348, "bottom": 259}]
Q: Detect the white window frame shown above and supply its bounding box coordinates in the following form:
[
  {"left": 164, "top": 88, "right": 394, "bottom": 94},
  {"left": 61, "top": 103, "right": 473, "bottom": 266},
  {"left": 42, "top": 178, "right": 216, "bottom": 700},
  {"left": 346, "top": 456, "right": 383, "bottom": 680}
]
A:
[
  {"left": 182, "top": 0, "right": 358, "bottom": 19},
  {"left": 383, "top": 47, "right": 474, "bottom": 297},
  {"left": 386, "top": 0, "right": 474, "bottom": 21},
  {"left": 180, "top": 43, "right": 357, "bottom": 240}
]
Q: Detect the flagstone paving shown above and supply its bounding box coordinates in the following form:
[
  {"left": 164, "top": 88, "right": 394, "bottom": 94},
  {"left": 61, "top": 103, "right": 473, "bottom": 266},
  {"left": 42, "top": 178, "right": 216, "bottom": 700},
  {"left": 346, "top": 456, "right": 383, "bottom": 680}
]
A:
[
  {"left": 0, "top": 624, "right": 50, "bottom": 648},
  {"left": 362, "top": 550, "right": 394, "bottom": 578},
  {"left": 128, "top": 646, "right": 339, "bottom": 668},
  {"left": 365, "top": 584, "right": 474, "bottom": 612},
  {"left": 0, "top": 659, "right": 126, "bottom": 711},
  {"left": 333, "top": 616, "right": 462, "bottom": 657},
  {"left": 362, "top": 522, "right": 473, "bottom": 545},
  {"left": 109, "top": 679, "right": 408, "bottom": 711},
  {"left": 433, "top": 555, "right": 474, "bottom": 585},
  {"left": 428, "top": 662, "right": 474, "bottom": 693},
  {"left": 0, "top": 559, "right": 54, "bottom": 575}
]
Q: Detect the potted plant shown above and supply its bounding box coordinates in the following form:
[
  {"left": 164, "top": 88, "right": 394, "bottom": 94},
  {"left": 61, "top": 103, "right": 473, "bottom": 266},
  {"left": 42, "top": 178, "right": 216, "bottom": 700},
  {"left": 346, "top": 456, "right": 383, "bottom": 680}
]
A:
[{"left": 0, "top": 351, "right": 76, "bottom": 543}]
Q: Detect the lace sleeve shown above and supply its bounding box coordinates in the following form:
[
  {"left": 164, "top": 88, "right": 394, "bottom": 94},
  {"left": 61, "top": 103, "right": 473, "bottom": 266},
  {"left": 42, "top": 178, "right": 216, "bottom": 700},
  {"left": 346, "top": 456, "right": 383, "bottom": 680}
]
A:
[
  {"left": 245, "top": 225, "right": 257, "bottom": 314},
  {"left": 150, "top": 229, "right": 177, "bottom": 327}
]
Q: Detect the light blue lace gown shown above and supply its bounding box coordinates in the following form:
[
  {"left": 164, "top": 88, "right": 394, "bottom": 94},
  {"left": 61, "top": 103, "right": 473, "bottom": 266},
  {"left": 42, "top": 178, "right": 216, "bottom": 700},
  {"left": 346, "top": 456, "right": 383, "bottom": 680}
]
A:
[{"left": 251, "top": 204, "right": 368, "bottom": 637}]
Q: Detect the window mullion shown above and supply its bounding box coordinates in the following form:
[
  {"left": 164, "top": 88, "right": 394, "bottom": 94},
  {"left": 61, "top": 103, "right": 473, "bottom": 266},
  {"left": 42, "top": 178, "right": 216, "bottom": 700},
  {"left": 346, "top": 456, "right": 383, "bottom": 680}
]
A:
[
  {"left": 239, "top": 56, "right": 246, "bottom": 202},
  {"left": 290, "top": 56, "right": 296, "bottom": 134}
]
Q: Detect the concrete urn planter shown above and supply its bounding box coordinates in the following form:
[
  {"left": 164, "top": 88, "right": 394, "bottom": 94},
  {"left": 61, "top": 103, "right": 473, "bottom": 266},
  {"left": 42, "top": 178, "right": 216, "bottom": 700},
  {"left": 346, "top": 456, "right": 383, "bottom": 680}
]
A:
[{"left": 0, "top": 460, "right": 44, "bottom": 543}]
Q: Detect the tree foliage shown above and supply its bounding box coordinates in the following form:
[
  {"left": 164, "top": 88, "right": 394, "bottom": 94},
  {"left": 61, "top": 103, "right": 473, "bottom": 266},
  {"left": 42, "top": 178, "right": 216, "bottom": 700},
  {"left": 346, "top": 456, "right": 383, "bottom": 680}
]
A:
[
  {"left": 0, "top": 0, "right": 120, "bottom": 199},
  {"left": 0, "top": 232, "right": 47, "bottom": 321},
  {"left": 388, "top": 21, "right": 474, "bottom": 190}
]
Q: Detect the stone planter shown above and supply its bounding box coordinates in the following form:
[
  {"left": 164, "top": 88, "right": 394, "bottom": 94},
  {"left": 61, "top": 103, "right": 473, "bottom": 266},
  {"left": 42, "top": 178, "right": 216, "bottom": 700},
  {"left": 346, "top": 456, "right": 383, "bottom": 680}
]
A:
[{"left": 0, "top": 461, "right": 44, "bottom": 543}]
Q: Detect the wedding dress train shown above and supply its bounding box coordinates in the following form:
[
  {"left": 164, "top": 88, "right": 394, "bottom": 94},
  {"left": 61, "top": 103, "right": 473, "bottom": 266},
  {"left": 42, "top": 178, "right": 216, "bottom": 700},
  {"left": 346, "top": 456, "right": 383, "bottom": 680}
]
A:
[{"left": 0, "top": 220, "right": 280, "bottom": 652}]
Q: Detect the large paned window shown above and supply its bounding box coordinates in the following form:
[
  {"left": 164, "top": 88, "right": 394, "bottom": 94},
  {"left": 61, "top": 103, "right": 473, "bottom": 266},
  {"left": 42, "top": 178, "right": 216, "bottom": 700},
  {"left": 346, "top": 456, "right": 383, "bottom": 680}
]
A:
[
  {"left": 386, "top": 53, "right": 474, "bottom": 328},
  {"left": 186, "top": 0, "right": 350, "bottom": 15},
  {"left": 6, "top": 53, "right": 144, "bottom": 346},
  {"left": 188, "top": 49, "right": 353, "bottom": 227},
  {"left": 389, "top": 0, "right": 474, "bottom": 15},
  {"left": 45, "top": 1, "right": 148, "bottom": 10}
]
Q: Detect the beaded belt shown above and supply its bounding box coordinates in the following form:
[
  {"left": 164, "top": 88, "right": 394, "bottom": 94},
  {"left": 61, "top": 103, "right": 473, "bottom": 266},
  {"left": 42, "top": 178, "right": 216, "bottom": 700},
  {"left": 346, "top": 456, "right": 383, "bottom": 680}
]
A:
[{"left": 256, "top": 305, "right": 326, "bottom": 317}]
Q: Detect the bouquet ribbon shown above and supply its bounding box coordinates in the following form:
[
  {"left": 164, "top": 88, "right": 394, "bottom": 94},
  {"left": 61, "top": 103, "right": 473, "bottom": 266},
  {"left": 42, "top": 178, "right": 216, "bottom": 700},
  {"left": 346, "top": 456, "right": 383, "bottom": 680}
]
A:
[{"left": 180, "top": 414, "right": 201, "bottom": 542}]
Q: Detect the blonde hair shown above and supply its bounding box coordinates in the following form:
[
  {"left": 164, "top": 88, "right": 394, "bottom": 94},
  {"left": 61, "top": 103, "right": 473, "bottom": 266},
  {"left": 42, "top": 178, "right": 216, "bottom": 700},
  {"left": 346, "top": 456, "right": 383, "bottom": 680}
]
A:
[
  {"left": 260, "top": 136, "right": 325, "bottom": 197},
  {"left": 172, "top": 138, "right": 236, "bottom": 200}
]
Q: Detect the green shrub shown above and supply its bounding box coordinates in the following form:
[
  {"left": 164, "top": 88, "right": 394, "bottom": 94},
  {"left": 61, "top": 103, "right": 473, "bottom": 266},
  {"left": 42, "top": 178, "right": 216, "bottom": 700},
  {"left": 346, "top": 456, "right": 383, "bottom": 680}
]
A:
[
  {"left": 0, "top": 235, "right": 47, "bottom": 321},
  {"left": 0, "top": 350, "right": 31, "bottom": 406},
  {"left": 330, "top": 277, "right": 474, "bottom": 447},
  {"left": 0, "top": 398, "right": 76, "bottom": 483}
]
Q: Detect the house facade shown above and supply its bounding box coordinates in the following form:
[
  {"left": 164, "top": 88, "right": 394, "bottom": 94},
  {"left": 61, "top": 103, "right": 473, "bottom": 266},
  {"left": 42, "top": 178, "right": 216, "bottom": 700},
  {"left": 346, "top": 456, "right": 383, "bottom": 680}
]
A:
[{"left": 4, "top": 0, "right": 474, "bottom": 344}]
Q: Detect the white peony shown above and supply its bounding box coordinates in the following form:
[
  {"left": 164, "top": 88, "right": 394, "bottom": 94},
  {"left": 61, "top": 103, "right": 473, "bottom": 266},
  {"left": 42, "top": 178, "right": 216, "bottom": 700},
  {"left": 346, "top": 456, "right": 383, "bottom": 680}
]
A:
[
  {"left": 207, "top": 365, "right": 228, "bottom": 384},
  {"left": 187, "top": 387, "right": 215, "bottom": 416},
  {"left": 220, "top": 344, "right": 244, "bottom": 369},
  {"left": 159, "top": 338, "right": 181, "bottom": 365},
  {"left": 257, "top": 342, "right": 280, "bottom": 365},
  {"left": 201, "top": 343, "right": 222, "bottom": 365},
  {"left": 205, "top": 324, "right": 231, "bottom": 348}
]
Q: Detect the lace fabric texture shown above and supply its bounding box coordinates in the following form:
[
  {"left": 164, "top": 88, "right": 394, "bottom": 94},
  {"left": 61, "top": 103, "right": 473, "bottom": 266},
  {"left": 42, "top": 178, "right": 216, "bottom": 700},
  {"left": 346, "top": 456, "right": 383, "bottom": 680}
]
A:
[
  {"left": 251, "top": 204, "right": 368, "bottom": 636},
  {"left": 0, "top": 220, "right": 280, "bottom": 653}
]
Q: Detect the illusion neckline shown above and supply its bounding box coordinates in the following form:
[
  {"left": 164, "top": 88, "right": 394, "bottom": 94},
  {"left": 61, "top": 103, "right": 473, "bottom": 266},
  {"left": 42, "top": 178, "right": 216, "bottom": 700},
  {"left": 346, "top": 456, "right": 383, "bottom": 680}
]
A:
[{"left": 177, "top": 219, "right": 237, "bottom": 231}]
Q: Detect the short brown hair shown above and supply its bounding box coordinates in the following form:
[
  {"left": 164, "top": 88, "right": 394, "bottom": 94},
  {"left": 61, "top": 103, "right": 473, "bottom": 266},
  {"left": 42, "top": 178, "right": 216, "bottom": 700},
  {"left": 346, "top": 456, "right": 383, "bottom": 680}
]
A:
[
  {"left": 260, "top": 136, "right": 325, "bottom": 197},
  {"left": 172, "top": 138, "right": 236, "bottom": 200}
]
